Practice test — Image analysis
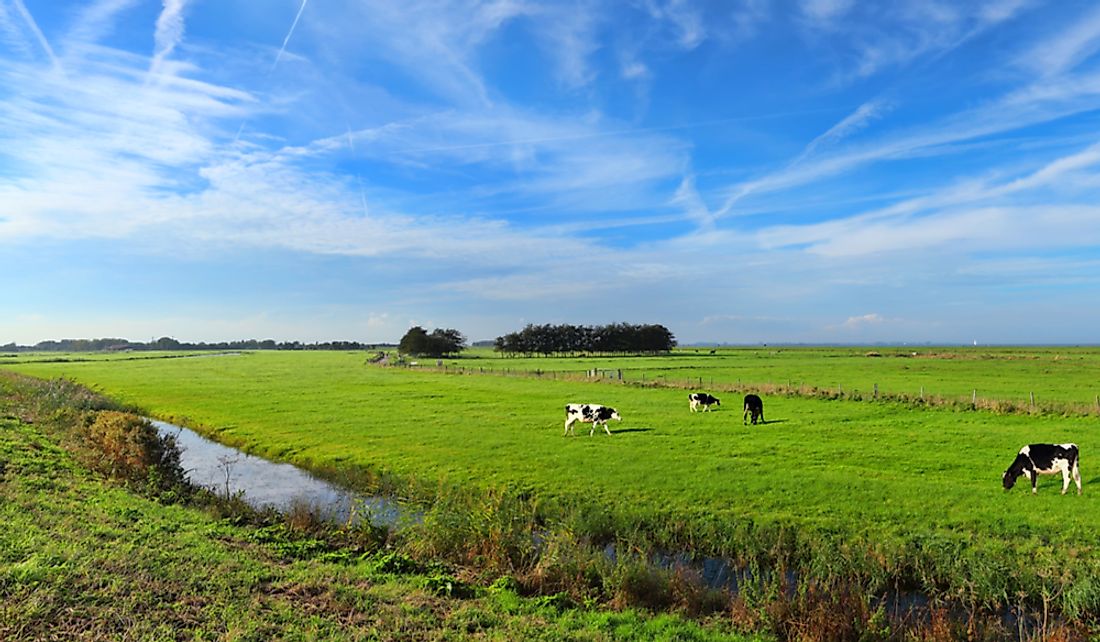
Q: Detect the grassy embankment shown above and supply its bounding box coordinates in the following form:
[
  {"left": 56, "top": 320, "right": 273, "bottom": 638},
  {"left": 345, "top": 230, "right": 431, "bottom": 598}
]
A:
[
  {"left": 5, "top": 349, "right": 1100, "bottom": 636},
  {"left": 0, "top": 371, "right": 765, "bottom": 641}
]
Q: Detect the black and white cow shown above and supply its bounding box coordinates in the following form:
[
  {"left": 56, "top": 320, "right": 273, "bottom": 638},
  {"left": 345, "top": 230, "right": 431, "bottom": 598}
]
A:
[
  {"left": 689, "top": 393, "right": 720, "bottom": 412},
  {"left": 743, "top": 394, "right": 764, "bottom": 425},
  {"left": 1002, "top": 443, "right": 1082, "bottom": 495},
  {"left": 564, "top": 403, "right": 621, "bottom": 436}
]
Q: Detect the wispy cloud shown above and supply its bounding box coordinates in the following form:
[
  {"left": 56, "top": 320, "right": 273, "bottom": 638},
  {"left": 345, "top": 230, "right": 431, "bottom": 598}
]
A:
[
  {"left": 3, "top": 0, "right": 60, "bottom": 69},
  {"left": 716, "top": 99, "right": 889, "bottom": 217},
  {"left": 800, "top": 1, "right": 1035, "bottom": 83},
  {"left": 63, "top": 0, "right": 141, "bottom": 49},
  {"left": 272, "top": 0, "right": 309, "bottom": 71},
  {"left": 1020, "top": 2, "right": 1100, "bottom": 76},
  {"left": 798, "top": 0, "right": 853, "bottom": 25},
  {"left": 149, "top": 0, "right": 188, "bottom": 77},
  {"left": 642, "top": 0, "right": 706, "bottom": 49},
  {"left": 753, "top": 135, "right": 1100, "bottom": 257},
  {"left": 839, "top": 313, "right": 885, "bottom": 329}
]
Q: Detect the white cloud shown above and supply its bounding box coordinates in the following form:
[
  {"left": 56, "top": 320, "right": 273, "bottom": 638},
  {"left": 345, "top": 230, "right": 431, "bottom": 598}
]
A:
[
  {"left": 63, "top": 0, "right": 142, "bottom": 48},
  {"left": 799, "top": 0, "right": 1034, "bottom": 82},
  {"left": 272, "top": 0, "right": 309, "bottom": 71},
  {"left": 799, "top": 0, "right": 853, "bottom": 24},
  {"left": 1021, "top": 2, "right": 1100, "bottom": 77},
  {"left": 1, "top": 0, "right": 60, "bottom": 68},
  {"left": 840, "top": 313, "right": 885, "bottom": 328},
  {"left": 149, "top": 0, "right": 188, "bottom": 77}
]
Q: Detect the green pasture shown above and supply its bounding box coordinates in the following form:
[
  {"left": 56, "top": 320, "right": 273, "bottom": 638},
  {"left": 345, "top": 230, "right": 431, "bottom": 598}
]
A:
[
  {"left": 6, "top": 350, "right": 1099, "bottom": 549},
  {"left": 445, "top": 346, "right": 1100, "bottom": 411},
  {"left": 0, "top": 378, "right": 762, "bottom": 641}
]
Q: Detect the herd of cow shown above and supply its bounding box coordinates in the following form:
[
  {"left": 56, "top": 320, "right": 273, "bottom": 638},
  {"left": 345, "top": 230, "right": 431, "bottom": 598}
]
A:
[{"left": 564, "top": 393, "right": 1083, "bottom": 495}]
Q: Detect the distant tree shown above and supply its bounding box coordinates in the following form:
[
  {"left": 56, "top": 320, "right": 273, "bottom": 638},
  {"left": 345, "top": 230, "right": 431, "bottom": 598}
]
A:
[
  {"left": 399, "top": 326, "right": 430, "bottom": 356},
  {"left": 428, "top": 328, "right": 466, "bottom": 357},
  {"left": 399, "top": 326, "right": 466, "bottom": 357},
  {"left": 493, "top": 322, "right": 675, "bottom": 356}
]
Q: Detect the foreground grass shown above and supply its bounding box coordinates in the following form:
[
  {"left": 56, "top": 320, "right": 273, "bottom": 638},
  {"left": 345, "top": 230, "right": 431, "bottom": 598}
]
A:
[
  {"left": 0, "top": 378, "right": 764, "bottom": 641},
  {"left": 6, "top": 350, "right": 1100, "bottom": 630},
  {"left": 8, "top": 351, "right": 1098, "bottom": 538}
]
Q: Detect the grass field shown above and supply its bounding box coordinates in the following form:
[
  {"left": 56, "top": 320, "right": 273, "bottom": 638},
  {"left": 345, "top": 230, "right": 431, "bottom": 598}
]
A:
[
  {"left": 0, "top": 373, "right": 766, "bottom": 641},
  {"left": 5, "top": 348, "right": 1100, "bottom": 630},
  {"left": 441, "top": 346, "right": 1100, "bottom": 413}
]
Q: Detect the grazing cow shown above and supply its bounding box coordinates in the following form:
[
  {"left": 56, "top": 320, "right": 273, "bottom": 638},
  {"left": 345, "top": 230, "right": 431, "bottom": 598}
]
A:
[
  {"left": 689, "top": 393, "right": 721, "bottom": 412},
  {"left": 564, "top": 403, "right": 621, "bottom": 436},
  {"left": 743, "top": 394, "right": 764, "bottom": 425},
  {"left": 1002, "top": 443, "right": 1081, "bottom": 495}
]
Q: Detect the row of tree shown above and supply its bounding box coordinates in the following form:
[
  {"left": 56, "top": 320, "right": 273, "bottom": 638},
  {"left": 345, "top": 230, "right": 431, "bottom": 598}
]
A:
[
  {"left": 0, "top": 338, "right": 388, "bottom": 353},
  {"left": 493, "top": 323, "right": 676, "bottom": 356}
]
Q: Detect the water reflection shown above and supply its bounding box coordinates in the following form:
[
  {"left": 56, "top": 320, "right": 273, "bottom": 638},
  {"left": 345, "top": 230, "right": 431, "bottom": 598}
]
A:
[{"left": 151, "top": 419, "right": 400, "bottom": 525}]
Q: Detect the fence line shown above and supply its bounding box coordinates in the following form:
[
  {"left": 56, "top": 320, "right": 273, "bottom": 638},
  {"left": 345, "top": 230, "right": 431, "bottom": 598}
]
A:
[{"left": 377, "top": 361, "right": 1100, "bottom": 418}]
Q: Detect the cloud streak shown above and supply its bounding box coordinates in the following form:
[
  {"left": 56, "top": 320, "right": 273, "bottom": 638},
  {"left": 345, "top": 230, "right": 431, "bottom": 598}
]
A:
[
  {"left": 4, "top": 0, "right": 60, "bottom": 69},
  {"left": 149, "top": 0, "right": 187, "bottom": 77},
  {"left": 272, "top": 0, "right": 309, "bottom": 71}
]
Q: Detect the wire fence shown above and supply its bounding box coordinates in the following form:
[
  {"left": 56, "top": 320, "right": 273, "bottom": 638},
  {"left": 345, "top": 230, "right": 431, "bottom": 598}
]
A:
[{"left": 374, "top": 360, "right": 1100, "bottom": 418}]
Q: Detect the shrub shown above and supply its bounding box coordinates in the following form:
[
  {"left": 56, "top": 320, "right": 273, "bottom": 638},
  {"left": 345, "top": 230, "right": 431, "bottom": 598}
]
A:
[{"left": 81, "top": 411, "right": 187, "bottom": 498}]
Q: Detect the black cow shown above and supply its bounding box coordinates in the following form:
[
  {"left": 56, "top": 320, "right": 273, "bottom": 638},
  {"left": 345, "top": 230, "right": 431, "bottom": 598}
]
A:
[
  {"left": 564, "top": 403, "right": 621, "bottom": 436},
  {"left": 743, "top": 394, "right": 764, "bottom": 425},
  {"left": 1002, "top": 443, "right": 1082, "bottom": 495},
  {"left": 689, "top": 392, "right": 720, "bottom": 413}
]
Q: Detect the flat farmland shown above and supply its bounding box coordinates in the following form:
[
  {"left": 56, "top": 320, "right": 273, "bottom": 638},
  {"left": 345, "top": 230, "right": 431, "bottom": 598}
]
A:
[
  {"left": 6, "top": 350, "right": 1099, "bottom": 540},
  {"left": 453, "top": 346, "right": 1100, "bottom": 412}
]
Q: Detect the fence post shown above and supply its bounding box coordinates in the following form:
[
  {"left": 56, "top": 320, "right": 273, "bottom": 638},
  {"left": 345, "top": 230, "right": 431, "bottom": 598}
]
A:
[
  {"left": 919, "top": 385, "right": 924, "bottom": 400},
  {"left": 1030, "top": 391, "right": 1035, "bottom": 409},
  {"left": 873, "top": 383, "right": 878, "bottom": 399},
  {"left": 972, "top": 389, "right": 977, "bottom": 408}
]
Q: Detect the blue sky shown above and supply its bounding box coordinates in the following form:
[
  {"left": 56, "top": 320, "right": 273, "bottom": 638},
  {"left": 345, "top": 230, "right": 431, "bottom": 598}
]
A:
[{"left": 2, "top": 0, "right": 1100, "bottom": 345}]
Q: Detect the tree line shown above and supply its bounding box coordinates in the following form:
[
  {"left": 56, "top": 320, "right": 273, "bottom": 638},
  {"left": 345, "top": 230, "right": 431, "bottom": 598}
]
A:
[
  {"left": 0, "top": 337, "right": 389, "bottom": 353},
  {"left": 494, "top": 323, "right": 676, "bottom": 356}
]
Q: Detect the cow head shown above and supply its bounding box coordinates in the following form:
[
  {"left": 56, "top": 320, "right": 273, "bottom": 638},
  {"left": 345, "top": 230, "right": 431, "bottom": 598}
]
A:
[
  {"left": 599, "top": 407, "right": 622, "bottom": 422},
  {"left": 1002, "top": 454, "right": 1028, "bottom": 490}
]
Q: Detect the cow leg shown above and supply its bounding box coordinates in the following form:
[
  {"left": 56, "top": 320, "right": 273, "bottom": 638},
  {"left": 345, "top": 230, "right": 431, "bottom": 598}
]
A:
[
  {"left": 602, "top": 420, "right": 613, "bottom": 436},
  {"left": 1026, "top": 470, "right": 1037, "bottom": 494},
  {"left": 689, "top": 401, "right": 697, "bottom": 412},
  {"left": 1061, "top": 467, "right": 1071, "bottom": 495},
  {"left": 564, "top": 418, "right": 575, "bottom": 436}
]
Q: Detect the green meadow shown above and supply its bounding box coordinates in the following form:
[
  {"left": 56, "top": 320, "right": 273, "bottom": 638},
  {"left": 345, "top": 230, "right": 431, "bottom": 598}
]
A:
[
  {"left": 0, "top": 374, "right": 764, "bottom": 641},
  {"left": 5, "top": 348, "right": 1100, "bottom": 631},
  {"left": 449, "top": 345, "right": 1100, "bottom": 412}
]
